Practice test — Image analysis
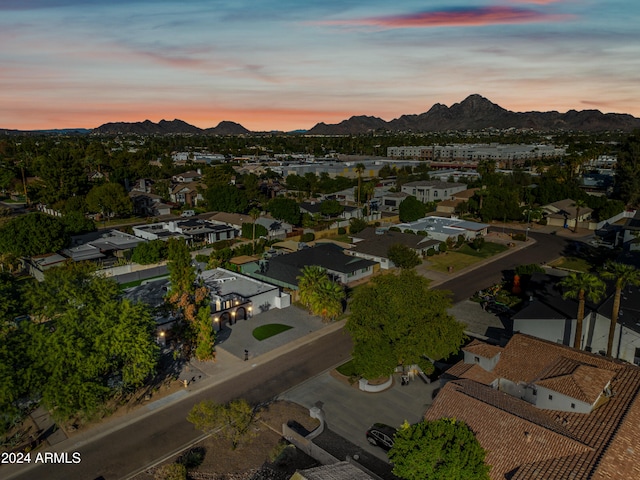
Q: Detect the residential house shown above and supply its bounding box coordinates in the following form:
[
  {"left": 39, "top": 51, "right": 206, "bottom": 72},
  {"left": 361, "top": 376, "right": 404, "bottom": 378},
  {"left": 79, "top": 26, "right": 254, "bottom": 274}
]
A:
[
  {"left": 133, "top": 219, "right": 237, "bottom": 245},
  {"left": 245, "top": 243, "right": 377, "bottom": 290},
  {"left": 542, "top": 198, "right": 593, "bottom": 229},
  {"left": 206, "top": 212, "right": 252, "bottom": 231},
  {"left": 379, "top": 191, "right": 410, "bottom": 212},
  {"left": 400, "top": 180, "right": 466, "bottom": 204},
  {"left": 511, "top": 273, "right": 640, "bottom": 365},
  {"left": 622, "top": 210, "right": 640, "bottom": 251},
  {"left": 431, "top": 334, "right": 640, "bottom": 480},
  {"left": 255, "top": 215, "right": 293, "bottom": 240},
  {"left": 199, "top": 268, "right": 290, "bottom": 328},
  {"left": 290, "top": 461, "right": 376, "bottom": 480},
  {"left": 397, "top": 216, "right": 489, "bottom": 242},
  {"left": 129, "top": 191, "right": 171, "bottom": 217},
  {"left": 172, "top": 170, "right": 202, "bottom": 183},
  {"left": 170, "top": 182, "right": 204, "bottom": 207},
  {"left": 299, "top": 201, "right": 359, "bottom": 220},
  {"left": 347, "top": 227, "right": 439, "bottom": 269},
  {"left": 435, "top": 188, "right": 479, "bottom": 214}
]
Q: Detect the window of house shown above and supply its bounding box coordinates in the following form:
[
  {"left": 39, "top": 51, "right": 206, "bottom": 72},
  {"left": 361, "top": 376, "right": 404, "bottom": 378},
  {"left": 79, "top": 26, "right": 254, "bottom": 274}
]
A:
[
  {"left": 548, "top": 394, "right": 553, "bottom": 400},
  {"left": 474, "top": 356, "right": 480, "bottom": 363},
  {"left": 571, "top": 403, "right": 576, "bottom": 409}
]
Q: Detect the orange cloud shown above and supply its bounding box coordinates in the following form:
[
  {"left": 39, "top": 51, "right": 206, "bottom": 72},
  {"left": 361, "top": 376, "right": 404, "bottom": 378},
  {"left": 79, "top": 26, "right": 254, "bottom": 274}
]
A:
[{"left": 320, "top": 7, "right": 573, "bottom": 29}]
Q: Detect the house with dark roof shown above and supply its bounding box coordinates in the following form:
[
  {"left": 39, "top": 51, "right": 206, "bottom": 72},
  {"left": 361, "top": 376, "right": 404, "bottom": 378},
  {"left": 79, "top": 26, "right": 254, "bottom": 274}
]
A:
[
  {"left": 622, "top": 210, "right": 640, "bottom": 251},
  {"left": 133, "top": 219, "right": 237, "bottom": 245},
  {"left": 542, "top": 198, "right": 593, "bottom": 230},
  {"left": 431, "top": 334, "right": 640, "bottom": 480},
  {"left": 511, "top": 273, "right": 640, "bottom": 365},
  {"left": 347, "top": 227, "right": 439, "bottom": 269},
  {"left": 246, "top": 243, "right": 377, "bottom": 289}
]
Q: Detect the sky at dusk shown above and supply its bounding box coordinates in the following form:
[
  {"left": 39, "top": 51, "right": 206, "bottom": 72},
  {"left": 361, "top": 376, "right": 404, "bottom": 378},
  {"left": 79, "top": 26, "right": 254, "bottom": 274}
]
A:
[{"left": 1, "top": 1, "right": 638, "bottom": 131}]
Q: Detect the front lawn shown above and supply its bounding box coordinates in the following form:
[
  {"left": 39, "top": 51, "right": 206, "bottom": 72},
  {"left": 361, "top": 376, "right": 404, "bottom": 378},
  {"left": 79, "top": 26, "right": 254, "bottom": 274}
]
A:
[
  {"left": 548, "top": 256, "right": 592, "bottom": 273},
  {"left": 252, "top": 324, "right": 293, "bottom": 341},
  {"left": 335, "top": 359, "right": 359, "bottom": 377},
  {"left": 426, "top": 251, "right": 484, "bottom": 273},
  {"left": 457, "top": 242, "right": 509, "bottom": 258}
]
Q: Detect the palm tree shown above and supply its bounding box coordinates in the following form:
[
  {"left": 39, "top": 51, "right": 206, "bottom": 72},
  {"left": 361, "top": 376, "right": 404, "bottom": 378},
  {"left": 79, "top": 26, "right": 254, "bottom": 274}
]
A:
[
  {"left": 355, "top": 163, "right": 365, "bottom": 211},
  {"left": 571, "top": 199, "right": 587, "bottom": 233},
  {"left": 311, "top": 278, "right": 345, "bottom": 322},
  {"left": 600, "top": 262, "right": 640, "bottom": 357},
  {"left": 249, "top": 207, "right": 261, "bottom": 253},
  {"left": 361, "top": 181, "right": 375, "bottom": 218},
  {"left": 297, "top": 265, "right": 327, "bottom": 311},
  {"left": 560, "top": 273, "right": 606, "bottom": 350}
]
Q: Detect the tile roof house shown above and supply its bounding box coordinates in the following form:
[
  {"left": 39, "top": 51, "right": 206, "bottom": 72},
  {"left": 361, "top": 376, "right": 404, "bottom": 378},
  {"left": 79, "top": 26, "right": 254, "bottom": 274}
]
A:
[
  {"left": 170, "top": 181, "right": 204, "bottom": 207},
  {"left": 430, "top": 334, "right": 640, "bottom": 480},
  {"left": 347, "top": 227, "right": 439, "bottom": 269}
]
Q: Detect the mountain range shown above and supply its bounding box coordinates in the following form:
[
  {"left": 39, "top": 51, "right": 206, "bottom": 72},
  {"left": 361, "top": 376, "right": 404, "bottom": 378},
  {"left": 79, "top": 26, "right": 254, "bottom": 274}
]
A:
[{"left": 3, "top": 95, "right": 640, "bottom": 135}]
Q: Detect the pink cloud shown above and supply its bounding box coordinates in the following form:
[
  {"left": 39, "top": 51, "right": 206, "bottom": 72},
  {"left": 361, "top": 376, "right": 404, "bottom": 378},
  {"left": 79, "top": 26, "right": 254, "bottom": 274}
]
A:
[{"left": 320, "top": 7, "right": 574, "bottom": 29}]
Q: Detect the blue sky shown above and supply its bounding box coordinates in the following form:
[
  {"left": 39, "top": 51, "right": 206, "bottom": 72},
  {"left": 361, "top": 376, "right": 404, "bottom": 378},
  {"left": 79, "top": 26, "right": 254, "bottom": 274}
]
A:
[{"left": 1, "top": 1, "right": 638, "bottom": 130}]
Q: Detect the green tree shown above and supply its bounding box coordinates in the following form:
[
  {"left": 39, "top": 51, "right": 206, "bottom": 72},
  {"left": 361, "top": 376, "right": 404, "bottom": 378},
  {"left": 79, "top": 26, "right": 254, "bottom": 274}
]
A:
[
  {"left": 399, "top": 196, "right": 427, "bottom": 222},
  {"left": 241, "top": 222, "right": 267, "bottom": 240},
  {"left": 24, "top": 263, "right": 158, "bottom": 420},
  {"left": 297, "top": 265, "right": 329, "bottom": 311},
  {"left": 310, "top": 277, "right": 345, "bottom": 322},
  {"left": 319, "top": 199, "right": 344, "bottom": 218},
  {"left": 572, "top": 199, "right": 587, "bottom": 233},
  {"left": 389, "top": 418, "right": 490, "bottom": 480},
  {"left": 131, "top": 240, "right": 168, "bottom": 265},
  {"left": 614, "top": 133, "right": 640, "bottom": 206},
  {"left": 346, "top": 270, "right": 465, "bottom": 379},
  {"left": 61, "top": 211, "right": 96, "bottom": 235},
  {"left": 559, "top": 272, "right": 606, "bottom": 350},
  {"left": 600, "top": 262, "right": 640, "bottom": 357},
  {"left": 194, "top": 305, "right": 216, "bottom": 361},
  {"left": 0, "top": 212, "right": 69, "bottom": 256},
  {"left": 387, "top": 244, "right": 421, "bottom": 269},
  {"left": 267, "top": 197, "right": 301, "bottom": 225},
  {"left": 167, "top": 238, "right": 196, "bottom": 301},
  {"left": 86, "top": 182, "right": 133, "bottom": 218},
  {"left": 187, "top": 399, "right": 259, "bottom": 449},
  {"left": 348, "top": 217, "right": 368, "bottom": 235},
  {"left": 204, "top": 184, "right": 249, "bottom": 213},
  {"left": 32, "top": 149, "right": 87, "bottom": 204}
]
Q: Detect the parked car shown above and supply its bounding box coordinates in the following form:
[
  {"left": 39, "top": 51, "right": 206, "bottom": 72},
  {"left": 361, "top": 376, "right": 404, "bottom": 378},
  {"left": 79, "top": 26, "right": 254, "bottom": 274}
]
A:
[
  {"left": 181, "top": 210, "right": 195, "bottom": 217},
  {"left": 366, "top": 423, "right": 396, "bottom": 451}
]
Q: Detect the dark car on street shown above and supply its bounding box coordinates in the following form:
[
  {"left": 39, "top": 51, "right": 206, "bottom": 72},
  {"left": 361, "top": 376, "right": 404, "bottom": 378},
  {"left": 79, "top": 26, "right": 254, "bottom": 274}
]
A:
[{"left": 366, "top": 423, "right": 397, "bottom": 451}]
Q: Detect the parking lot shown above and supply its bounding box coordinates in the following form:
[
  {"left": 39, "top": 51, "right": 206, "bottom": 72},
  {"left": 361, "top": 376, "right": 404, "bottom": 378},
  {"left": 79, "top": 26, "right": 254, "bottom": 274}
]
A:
[{"left": 278, "top": 369, "right": 439, "bottom": 462}]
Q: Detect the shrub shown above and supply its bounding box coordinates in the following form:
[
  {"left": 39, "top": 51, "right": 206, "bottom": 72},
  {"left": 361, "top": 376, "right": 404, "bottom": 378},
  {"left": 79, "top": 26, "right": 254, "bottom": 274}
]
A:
[
  {"left": 512, "top": 233, "right": 527, "bottom": 241},
  {"left": 389, "top": 226, "right": 401, "bottom": 232},
  {"left": 426, "top": 248, "right": 436, "bottom": 257},
  {"left": 337, "top": 227, "right": 346, "bottom": 235},
  {"left": 300, "top": 232, "right": 315, "bottom": 242},
  {"left": 439, "top": 241, "right": 448, "bottom": 252}
]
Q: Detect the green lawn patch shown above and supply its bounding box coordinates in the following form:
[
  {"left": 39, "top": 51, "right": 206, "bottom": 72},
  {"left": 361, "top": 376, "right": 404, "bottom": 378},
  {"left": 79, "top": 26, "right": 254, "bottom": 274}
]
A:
[
  {"left": 457, "top": 242, "right": 509, "bottom": 258},
  {"left": 426, "top": 251, "right": 484, "bottom": 273},
  {"left": 548, "top": 256, "right": 592, "bottom": 273},
  {"left": 336, "top": 359, "right": 360, "bottom": 377},
  {"left": 252, "top": 324, "right": 293, "bottom": 341}
]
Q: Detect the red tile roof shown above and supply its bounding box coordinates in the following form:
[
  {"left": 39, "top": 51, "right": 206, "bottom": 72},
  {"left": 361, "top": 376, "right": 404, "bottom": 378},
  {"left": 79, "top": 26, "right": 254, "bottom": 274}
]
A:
[{"left": 429, "top": 334, "right": 640, "bottom": 480}]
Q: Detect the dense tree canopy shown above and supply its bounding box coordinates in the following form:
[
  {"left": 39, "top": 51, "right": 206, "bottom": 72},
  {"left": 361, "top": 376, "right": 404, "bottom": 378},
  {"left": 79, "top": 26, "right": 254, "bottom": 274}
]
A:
[
  {"left": 204, "top": 184, "right": 249, "bottom": 213},
  {"left": 346, "top": 270, "right": 465, "bottom": 379},
  {"left": 131, "top": 239, "right": 169, "bottom": 265},
  {"left": 0, "top": 212, "right": 69, "bottom": 256},
  {"left": 86, "top": 182, "right": 133, "bottom": 217},
  {"left": 267, "top": 197, "right": 301, "bottom": 225},
  {"left": 399, "top": 196, "right": 427, "bottom": 223},
  {"left": 614, "top": 133, "right": 640, "bottom": 206},
  {"left": 2, "top": 262, "right": 159, "bottom": 423},
  {"left": 387, "top": 244, "right": 421, "bottom": 269},
  {"left": 389, "top": 418, "right": 490, "bottom": 480}
]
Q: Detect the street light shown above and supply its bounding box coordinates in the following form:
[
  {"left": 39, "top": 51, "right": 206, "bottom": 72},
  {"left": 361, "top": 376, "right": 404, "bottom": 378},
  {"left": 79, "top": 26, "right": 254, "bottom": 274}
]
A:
[
  {"left": 214, "top": 316, "right": 220, "bottom": 331},
  {"left": 248, "top": 306, "right": 253, "bottom": 319}
]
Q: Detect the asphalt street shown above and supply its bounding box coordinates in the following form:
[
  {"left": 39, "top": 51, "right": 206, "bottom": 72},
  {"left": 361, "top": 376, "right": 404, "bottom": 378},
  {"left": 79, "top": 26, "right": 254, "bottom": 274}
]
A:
[{"left": 3, "top": 328, "right": 353, "bottom": 480}]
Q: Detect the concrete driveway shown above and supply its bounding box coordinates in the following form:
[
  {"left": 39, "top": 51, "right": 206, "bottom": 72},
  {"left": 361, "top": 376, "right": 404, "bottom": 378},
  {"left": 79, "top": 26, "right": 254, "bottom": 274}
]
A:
[{"left": 278, "top": 370, "right": 439, "bottom": 461}]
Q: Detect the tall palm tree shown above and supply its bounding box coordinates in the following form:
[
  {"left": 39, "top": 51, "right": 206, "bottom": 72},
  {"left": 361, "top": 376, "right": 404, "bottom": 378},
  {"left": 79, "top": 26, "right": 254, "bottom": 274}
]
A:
[
  {"left": 361, "top": 181, "right": 375, "bottom": 217},
  {"left": 600, "top": 262, "right": 640, "bottom": 357},
  {"left": 311, "top": 278, "right": 345, "bottom": 322},
  {"left": 297, "top": 265, "right": 327, "bottom": 311},
  {"left": 249, "top": 207, "right": 261, "bottom": 253},
  {"left": 571, "top": 199, "right": 587, "bottom": 233},
  {"left": 355, "top": 163, "right": 365, "bottom": 211},
  {"left": 560, "top": 272, "right": 606, "bottom": 350}
]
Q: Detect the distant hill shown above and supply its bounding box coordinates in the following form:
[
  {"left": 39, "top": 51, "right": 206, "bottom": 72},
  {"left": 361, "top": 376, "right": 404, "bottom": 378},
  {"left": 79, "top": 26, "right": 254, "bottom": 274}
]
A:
[
  {"left": 306, "top": 94, "right": 640, "bottom": 134},
  {"left": 5, "top": 95, "right": 640, "bottom": 135}
]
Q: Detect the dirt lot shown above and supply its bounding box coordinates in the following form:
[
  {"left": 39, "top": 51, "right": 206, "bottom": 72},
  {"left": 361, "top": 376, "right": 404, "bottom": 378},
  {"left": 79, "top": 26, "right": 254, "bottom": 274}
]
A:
[{"left": 136, "top": 400, "right": 320, "bottom": 480}]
